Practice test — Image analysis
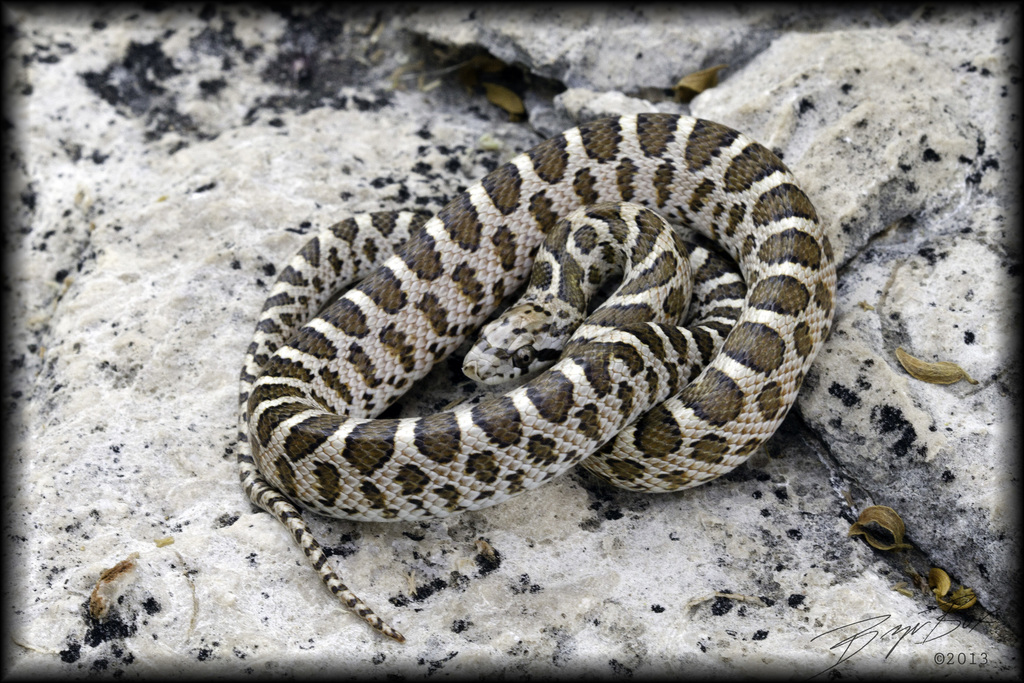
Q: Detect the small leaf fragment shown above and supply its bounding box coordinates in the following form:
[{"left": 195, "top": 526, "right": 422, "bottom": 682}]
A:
[
  {"left": 857, "top": 300, "right": 876, "bottom": 311},
  {"left": 895, "top": 347, "right": 978, "bottom": 385},
  {"left": 929, "top": 568, "right": 977, "bottom": 610},
  {"left": 928, "top": 567, "right": 952, "bottom": 596},
  {"left": 848, "top": 505, "right": 912, "bottom": 550},
  {"left": 482, "top": 82, "right": 525, "bottom": 118},
  {"left": 673, "top": 64, "right": 728, "bottom": 102},
  {"left": 154, "top": 536, "right": 174, "bottom": 547}
]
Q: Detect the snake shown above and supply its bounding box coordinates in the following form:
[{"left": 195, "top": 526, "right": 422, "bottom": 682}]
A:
[{"left": 237, "top": 113, "right": 837, "bottom": 642}]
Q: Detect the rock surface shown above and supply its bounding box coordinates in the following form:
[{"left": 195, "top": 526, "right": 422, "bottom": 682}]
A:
[{"left": 4, "top": 4, "right": 1019, "bottom": 679}]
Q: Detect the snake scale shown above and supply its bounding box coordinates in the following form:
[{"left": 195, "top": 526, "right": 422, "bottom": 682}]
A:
[{"left": 237, "top": 113, "right": 836, "bottom": 641}]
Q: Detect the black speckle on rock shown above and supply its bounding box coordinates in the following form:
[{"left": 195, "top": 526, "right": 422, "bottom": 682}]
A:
[
  {"left": 194, "top": 181, "right": 216, "bottom": 193},
  {"left": 828, "top": 382, "right": 861, "bottom": 408},
  {"left": 261, "top": 263, "right": 276, "bottom": 278},
  {"left": 60, "top": 641, "right": 82, "bottom": 663},
  {"left": 603, "top": 507, "right": 623, "bottom": 521},
  {"left": 199, "top": 78, "right": 227, "bottom": 97},
  {"left": 753, "top": 629, "right": 769, "bottom": 640},
  {"left": 840, "top": 83, "right": 853, "bottom": 94},
  {"left": 651, "top": 604, "right": 665, "bottom": 613},
  {"left": 922, "top": 148, "right": 941, "bottom": 162},
  {"left": 798, "top": 98, "right": 815, "bottom": 114},
  {"left": 84, "top": 609, "right": 137, "bottom": 647},
  {"left": 964, "top": 331, "right": 975, "bottom": 344},
  {"left": 788, "top": 594, "right": 805, "bottom": 608},
  {"left": 870, "top": 404, "right": 922, "bottom": 458},
  {"left": 451, "top": 619, "right": 471, "bottom": 633},
  {"left": 786, "top": 529, "right": 802, "bottom": 540},
  {"left": 82, "top": 41, "right": 182, "bottom": 115},
  {"left": 55, "top": 269, "right": 69, "bottom": 283},
  {"left": 142, "top": 597, "right": 161, "bottom": 615},
  {"left": 711, "top": 596, "right": 734, "bottom": 616},
  {"left": 941, "top": 470, "right": 955, "bottom": 483}
]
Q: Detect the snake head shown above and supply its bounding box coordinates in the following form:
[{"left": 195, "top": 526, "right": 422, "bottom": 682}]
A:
[{"left": 463, "top": 304, "right": 564, "bottom": 385}]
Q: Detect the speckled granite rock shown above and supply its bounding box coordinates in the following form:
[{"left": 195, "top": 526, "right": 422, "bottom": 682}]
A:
[{"left": 4, "top": 4, "right": 1019, "bottom": 679}]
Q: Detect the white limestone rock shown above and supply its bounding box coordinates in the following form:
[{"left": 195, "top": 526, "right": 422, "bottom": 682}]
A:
[{"left": 5, "top": 4, "right": 1018, "bottom": 679}]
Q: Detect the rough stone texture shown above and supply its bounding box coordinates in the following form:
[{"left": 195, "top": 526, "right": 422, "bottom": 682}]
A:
[{"left": 4, "top": 4, "right": 1019, "bottom": 679}]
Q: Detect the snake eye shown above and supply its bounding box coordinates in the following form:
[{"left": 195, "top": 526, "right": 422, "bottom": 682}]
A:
[{"left": 512, "top": 346, "right": 536, "bottom": 370}]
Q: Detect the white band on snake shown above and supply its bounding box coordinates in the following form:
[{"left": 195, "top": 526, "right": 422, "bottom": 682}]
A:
[{"left": 237, "top": 114, "right": 837, "bottom": 641}]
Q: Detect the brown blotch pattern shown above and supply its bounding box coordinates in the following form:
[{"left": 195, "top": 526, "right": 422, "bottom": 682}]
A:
[
  {"left": 574, "top": 403, "right": 602, "bottom": 441},
  {"left": 415, "top": 293, "right": 450, "bottom": 338},
  {"left": 401, "top": 231, "right": 444, "bottom": 281},
  {"left": 346, "top": 343, "right": 383, "bottom": 388},
  {"left": 793, "top": 321, "right": 814, "bottom": 358},
  {"left": 685, "top": 119, "right": 741, "bottom": 172},
  {"left": 527, "top": 134, "right": 569, "bottom": 184},
  {"left": 452, "top": 263, "right": 486, "bottom": 306},
  {"left": 330, "top": 218, "right": 358, "bottom": 244},
  {"left": 632, "top": 403, "right": 683, "bottom": 459},
  {"left": 572, "top": 223, "right": 599, "bottom": 254},
  {"left": 750, "top": 183, "right": 819, "bottom": 226},
  {"left": 278, "top": 265, "right": 309, "bottom": 288},
  {"left": 757, "top": 228, "right": 822, "bottom": 270},
  {"left": 689, "top": 178, "right": 717, "bottom": 214},
  {"left": 723, "top": 322, "right": 785, "bottom": 375},
  {"left": 394, "top": 463, "right": 430, "bottom": 497},
  {"left": 413, "top": 412, "right": 461, "bottom": 464},
  {"left": 490, "top": 224, "right": 519, "bottom": 272},
  {"left": 814, "top": 279, "right": 833, "bottom": 312},
  {"left": 573, "top": 168, "right": 600, "bottom": 204},
  {"left": 529, "top": 191, "right": 559, "bottom": 232},
  {"left": 297, "top": 236, "right": 321, "bottom": 269},
  {"left": 342, "top": 420, "right": 398, "bottom": 476},
  {"left": 360, "top": 267, "right": 407, "bottom": 314},
  {"left": 358, "top": 480, "right": 391, "bottom": 513},
  {"left": 757, "top": 381, "right": 782, "bottom": 422},
  {"left": 312, "top": 460, "right": 341, "bottom": 508},
  {"left": 525, "top": 370, "right": 575, "bottom": 423},
  {"left": 482, "top": 163, "right": 523, "bottom": 216},
  {"left": 380, "top": 323, "right": 416, "bottom": 374},
  {"left": 605, "top": 457, "right": 646, "bottom": 481},
  {"left": 580, "top": 117, "right": 623, "bottom": 162},
  {"left": 689, "top": 433, "right": 729, "bottom": 464},
  {"left": 526, "top": 434, "right": 559, "bottom": 467},
  {"left": 472, "top": 397, "right": 523, "bottom": 447},
  {"left": 283, "top": 413, "right": 344, "bottom": 461},
  {"left": 726, "top": 203, "right": 747, "bottom": 237},
  {"left": 466, "top": 451, "right": 500, "bottom": 484},
  {"left": 290, "top": 326, "right": 339, "bottom": 361},
  {"left": 723, "top": 142, "right": 786, "bottom": 192},
  {"left": 438, "top": 193, "right": 483, "bottom": 251},
  {"left": 256, "top": 400, "right": 311, "bottom": 448},
  {"left": 652, "top": 160, "right": 675, "bottom": 208},
  {"left": 318, "top": 367, "right": 353, "bottom": 404},
  {"left": 748, "top": 275, "right": 810, "bottom": 316},
  {"left": 619, "top": 250, "right": 679, "bottom": 298},
  {"left": 682, "top": 368, "right": 744, "bottom": 426},
  {"left": 637, "top": 113, "right": 678, "bottom": 157},
  {"left": 616, "top": 158, "right": 637, "bottom": 200}
]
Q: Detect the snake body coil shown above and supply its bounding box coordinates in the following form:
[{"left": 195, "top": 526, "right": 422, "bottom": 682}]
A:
[{"left": 238, "top": 114, "right": 836, "bottom": 641}]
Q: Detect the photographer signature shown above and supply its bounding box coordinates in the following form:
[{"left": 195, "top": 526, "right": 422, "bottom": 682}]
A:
[{"left": 809, "top": 609, "right": 993, "bottom": 676}]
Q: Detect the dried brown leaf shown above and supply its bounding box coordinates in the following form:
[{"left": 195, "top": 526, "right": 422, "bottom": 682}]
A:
[
  {"left": 848, "top": 505, "right": 912, "bottom": 550},
  {"left": 896, "top": 347, "right": 978, "bottom": 385},
  {"left": 673, "top": 64, "right": 728, "bottom": 102}
]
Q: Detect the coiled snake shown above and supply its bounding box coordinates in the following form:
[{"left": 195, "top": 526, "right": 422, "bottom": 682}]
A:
[{"left": 237, "top": 113, "right": 836, "bottom": 641}]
